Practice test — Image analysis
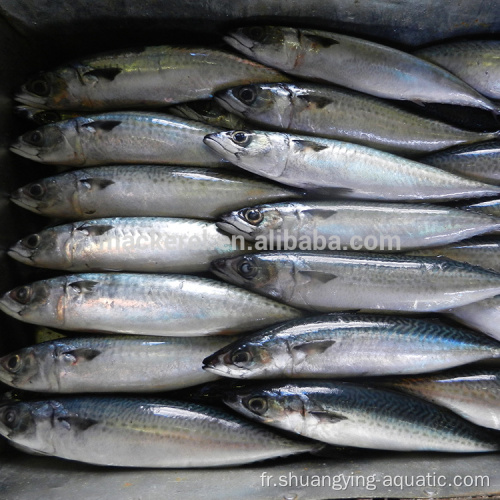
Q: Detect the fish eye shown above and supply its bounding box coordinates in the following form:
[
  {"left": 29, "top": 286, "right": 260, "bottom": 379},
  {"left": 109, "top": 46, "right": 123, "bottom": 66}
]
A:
[
  {"left": 243, "top": 208, "right": 263, "bottom": 225},
  {"left": 9, "top": 286, "right": 32, "bottom": 305},
  {"left": 247, "top": 396, "right": 268, "bottom": 415},
  {"left": 26, "top": 77, "right": 50, "bottom": 97},
  {"left": 237, "top": 86, "right": 257, "bottom": 105},
  {"left": 6, "top": 354, "right": 22, "bottom": 373},
  {"left": 22, "top": 234, "right": 41, "bottom": 249},
  {"left": 24, "top": 130, "right": 44, "bottom": 146},
  {"left": 231, "top": 131, "right": 252, "bottom": 147},
  {"left": 231, "top": 349, "right": 252, "bottom": 366},
  {"left": 238, "top": 258, "right": 258, "bottom": 279},
  {"left": 27, "top": 183, "right": 45, "bottom": 199},
  {"left": 3, "top": 408, "right": 18, "bottom": 428}
]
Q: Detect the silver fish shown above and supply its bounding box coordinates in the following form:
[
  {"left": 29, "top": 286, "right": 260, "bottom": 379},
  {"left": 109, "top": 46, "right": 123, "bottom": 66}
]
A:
[
  {"left": 216, "top": 83, "right": 500, "bottom": 155},
  {"left": 8, "top": 217, "right": 250, "bottom": 273},
  {"left": 10, "top": 166, "right": 303, "bottom": 220},
  {"left": 415, "top": 40, "right": 500, "bottom": 100},
  {"left": 223, "top": 381, "right": 500, "bottom": 452},
  {"left": 203, "top": 314, "right": 500, "bottom": 379},
  {"left": 0, "top": 273, "right": 303, "bottom": 335},
  {"left": 211, "top": 252, "right": 500, "bottom": 313},
  {"left": 15, "top": 46, "right": 287, "bottom": 111},
  {"left": 10, "top": 112, "right": 226, "bottom": 167},
  {"left": 217, "top": 201, "right": 500, "bottom": 251},
  {"left": 446, "top": 296, "right": 500, "bottom": 342},
  {"left": 0, "top": 335, "right": 239, "bottom": 392},
  {"left": 170, "top": 100, "right": 250, "bottom": 130},
  {"left": 422, "top": 141, "right": 500, "bottom": 186},
  {"left": 384, "top": 368, "right": 500, "bottom": 430},
  {"left": 0, "top": 397, "right": 318, "bottom": 467},
  {"left": 407, "top": 237, "right": 500, "bottom": 273},
  {"left": 204, "top": 130, "right": 500, "bottom": 201},
  {"left": 224, "top": 27, "right": 500, "bottom": 113}
]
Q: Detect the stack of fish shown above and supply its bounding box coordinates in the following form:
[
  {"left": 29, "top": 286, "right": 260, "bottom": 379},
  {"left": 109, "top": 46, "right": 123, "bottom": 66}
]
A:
[{"left": 2, "top": 24, "right": 500, "bottom": 467}]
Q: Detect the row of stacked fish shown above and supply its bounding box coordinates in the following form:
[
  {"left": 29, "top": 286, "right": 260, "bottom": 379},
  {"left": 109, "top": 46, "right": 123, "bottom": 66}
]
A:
[{"left": 2, "top": 26, "right": 500, "bottom": 467}]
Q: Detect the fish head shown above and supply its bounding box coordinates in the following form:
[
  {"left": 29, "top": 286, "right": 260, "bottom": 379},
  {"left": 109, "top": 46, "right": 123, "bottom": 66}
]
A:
[
  {"left": 203, "top": 336, "right": 281, "bottom": 379},
  {"left": 224, "top": 26, "right": 299, "bottom": 70},
  {"left": 10, "top": 119, "right": 84, "bottom": 166},
  {"left": 210, "top": 253, "right": 295, "bottom": 301},
  {"left": 0, "top": 346, "right": 42, "bottom": 389},
  {"left": 11, "top": 172, "right": 79, "bottom": 216},
  {"left": 204, "top": 130, "right": 287, "bottom": 179},
  {"left": 0, "top": 277, "right": 66, "bottom": 327},
  {"left": 216, "top": 83, "right": 291, "bottom": 121},
  {"left": 8, "top": 226, "right": 74, "bottom": 269},
  {"left": 0, "top": 400, "right": 56, "bottom": 454}
]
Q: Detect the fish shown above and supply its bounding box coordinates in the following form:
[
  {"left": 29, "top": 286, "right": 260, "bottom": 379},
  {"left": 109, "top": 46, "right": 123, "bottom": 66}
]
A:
[
  {"left": 0, "top": 335, "right": 238, "bottom": 393},
  {"left": 210, "top": 252, "right": 500, "bottom": 313},
  {"left": 8, "top": 217, "right": 251, "bottom": 273},
  {"left": 224, "top": 27, "right": 500, "bottom": 113},
  {"left": 10, "top": 112, "right": 226, "bottom": 167},
  {"left": 0, "top": 396, "right": 318, "bottom": 467},
  {"left": 382, "top": 368, "right": 500, "bottom": 430},
  {"left": 215, "top": 83, "right": 500, "bottom": 155},
  {"left": 216, "top": 201, "right": 500, "bottom": 251},
  {"left": 170, "top": 100, "right": 250, "bottom": 130},
  {"left": 204, "top": 130, "right": 500, "bottom": 201},
  {"left": 15, "top": 105, "right": 82, "bottom": 125},
  {"left": 464, "top": 199, "right": 500, "bottom": 219},
  {"left": 446, "top": 296, "right": 500, "bottom": 342},
  {"left": 0, "top": 273, "right": 303, "bottom": 335},
  {"left": 15, "top": 46, "right": 287, "bottom": 111},
  {"left": 421, "top": 141, "right": 500, "bottom": 186},
  {"left": 415, "top": 40, "right": 500, "bottom": 100},
  {"left": 223, "top": 380, "right": 500, "bottom": 452},
  {"left": 407, "top": 237, "right": 500, "bottom": 273},
  {"left": 202, "top": 314, "right": 500, "bottom": 379},
  {"left": 10, "top": 166, "right": 304, "bottom": 220}
]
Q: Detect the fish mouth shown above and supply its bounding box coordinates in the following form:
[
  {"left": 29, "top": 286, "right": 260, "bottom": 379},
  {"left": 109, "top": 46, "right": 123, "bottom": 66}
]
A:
[{"left": 15, "top": 91, "right": 49, "bottom": 109}]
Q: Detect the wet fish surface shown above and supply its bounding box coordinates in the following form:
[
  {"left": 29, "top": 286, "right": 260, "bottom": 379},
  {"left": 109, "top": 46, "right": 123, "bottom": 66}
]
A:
[
  {"left": 223, "top": 380, "right": 500, "bottom": 452},
  {"left": 216, "top": 82, "right": 500, "bottom": 155},
  {"left": 422, "top": 141, "right": 500, "bottom": 186},
  {"left": 382, "top": 368, "right": 500, "bottom": 430},
  {"left": 224, "top": 27, "right": 500, "bottom": 112},
  {"left": 415, "top": 40, "right": 500, "bottom": 100},
  {"left": 217, "top": 201, "right": 500, "bottom": 251},
  {"left": 8, "top": 217, "right": 250, "bottom": 273},
  {"left": 0, "top": 335, "right": 238, "bottom": 392},
  {"left": 211, "top": 252, "right": 500, "bottom": 313},
  {"left": 0, "top": 396, "right": 318, "bottom": 467},
  {"left": 202, "top": 314, "right": 500, "bottom": 379},
  {"left": 15, "top": 46, "right": 287, "bottom": 111},
  {"left": 10, "top": 166, "right": 303, "bottom": 220},
  {"left": 0, "top": 273, "right": 303, "bottom": 335},
  {"left": 10, "top": 112, "right": 226, "bottom": 167},
  {"left": 204, "top": 130, "right": 500, "bottom": 201},
  {"left": 407, "top": 237, "right": 500, "bottom": 273}
]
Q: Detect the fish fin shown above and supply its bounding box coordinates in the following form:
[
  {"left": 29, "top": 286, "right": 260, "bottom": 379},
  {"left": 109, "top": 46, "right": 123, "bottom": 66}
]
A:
[
  {"left": 292, "top": 139, "right": 329, "bottom": 153},
  {"left": 302, "top": 208, "right": 337, "bottom": 220},
  {"left": 309, "top": 410, "right": 347, "bottom": 423},
  {"left": 68, "top": 280, "right": 99, "bottom": 294},
  {"left": 79, "top": 178, "right": 115, "bottom": 190},
  {"left": 83, "top": 67, "right": 122, "bottom": 81},
  {"left": 76, "top": 223, "right": 114, "bottom": 237},
  {"left": 293, "top": 340, "right": 336, "bottom": 355},
  {"left": 303, "top": 33, "right": 339, "bottom": 48},
  {"left": 57, "top": 415, "right": 98, "bottom": 431},
  {"left": 297, "top": 95, "right": 333, "bottom": 109},
  {"left": 298, "top": 270, "right": 337, "bottom": 284},
  {"left": 81, "top": 120, "right": 122, "bottom": 132},
  {"left": 62, "top": 348, "right": 101, "bottom": 362}
]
